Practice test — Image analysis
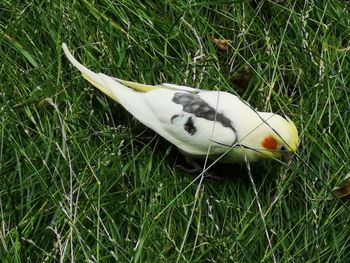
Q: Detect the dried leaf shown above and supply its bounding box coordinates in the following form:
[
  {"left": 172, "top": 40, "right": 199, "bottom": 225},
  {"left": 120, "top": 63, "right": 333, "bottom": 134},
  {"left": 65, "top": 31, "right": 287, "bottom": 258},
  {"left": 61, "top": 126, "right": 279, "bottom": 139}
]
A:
[
  {"left": 332, "top": 173, "right": 350, "bottom": 199},
  {"left": 210, "top": 36, "right": 229, "bottom": 51}
]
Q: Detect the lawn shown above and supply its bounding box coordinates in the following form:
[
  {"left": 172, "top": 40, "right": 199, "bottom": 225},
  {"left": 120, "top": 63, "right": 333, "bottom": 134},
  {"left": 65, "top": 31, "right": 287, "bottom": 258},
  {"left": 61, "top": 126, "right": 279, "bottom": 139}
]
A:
[{"left": 1, "top": 0, "right": 350, "bottom": 262}]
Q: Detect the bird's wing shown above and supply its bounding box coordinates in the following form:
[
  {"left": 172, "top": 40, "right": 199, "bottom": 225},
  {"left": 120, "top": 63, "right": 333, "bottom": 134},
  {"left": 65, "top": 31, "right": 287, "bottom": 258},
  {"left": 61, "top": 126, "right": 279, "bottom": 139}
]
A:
[{"left": 151, "top": 90, "right": 238, "bottom": 155}]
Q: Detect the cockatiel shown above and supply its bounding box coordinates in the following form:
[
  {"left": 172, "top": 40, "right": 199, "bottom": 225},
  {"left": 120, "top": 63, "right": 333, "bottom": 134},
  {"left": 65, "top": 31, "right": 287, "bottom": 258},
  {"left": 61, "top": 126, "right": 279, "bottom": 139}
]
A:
[{"left": 62, "top": 43, "right": 298, "bottom": 164}]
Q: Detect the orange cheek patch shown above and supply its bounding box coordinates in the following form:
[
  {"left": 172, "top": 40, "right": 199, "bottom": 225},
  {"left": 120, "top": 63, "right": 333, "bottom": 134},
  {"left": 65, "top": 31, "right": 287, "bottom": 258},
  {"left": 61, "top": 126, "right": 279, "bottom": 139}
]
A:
[{"left": 262, "top": 136, "right": 278, "bottom": 150}]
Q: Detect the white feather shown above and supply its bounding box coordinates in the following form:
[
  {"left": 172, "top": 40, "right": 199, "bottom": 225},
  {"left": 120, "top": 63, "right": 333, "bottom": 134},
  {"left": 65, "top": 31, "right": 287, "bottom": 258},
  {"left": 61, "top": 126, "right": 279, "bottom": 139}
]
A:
[
  {"left": 62, "top": 43, "right": 118, "bottom": 101},
  {"left": 157, "top": 83, "right": 199, "bottom": 93}
]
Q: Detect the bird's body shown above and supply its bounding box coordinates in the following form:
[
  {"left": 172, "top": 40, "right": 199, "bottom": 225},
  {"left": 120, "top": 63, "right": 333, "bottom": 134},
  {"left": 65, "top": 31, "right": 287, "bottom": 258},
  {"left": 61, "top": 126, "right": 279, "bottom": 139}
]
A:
[{"left": 62, "top": 43, "right": 298, "bottom": 163}]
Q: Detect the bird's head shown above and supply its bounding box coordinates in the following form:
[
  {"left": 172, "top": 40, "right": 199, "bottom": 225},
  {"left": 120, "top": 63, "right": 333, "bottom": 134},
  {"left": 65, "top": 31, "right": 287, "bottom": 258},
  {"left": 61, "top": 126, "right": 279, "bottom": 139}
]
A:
[{"left": 242, "top": 112, "right": 299, "bottom": 161}]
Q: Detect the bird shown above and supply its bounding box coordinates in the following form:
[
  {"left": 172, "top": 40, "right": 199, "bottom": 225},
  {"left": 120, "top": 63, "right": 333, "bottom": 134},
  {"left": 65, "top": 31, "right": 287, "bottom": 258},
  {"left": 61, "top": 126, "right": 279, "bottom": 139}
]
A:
[{"left": 62, "top": 43, "right": 298, "bottom": 168}]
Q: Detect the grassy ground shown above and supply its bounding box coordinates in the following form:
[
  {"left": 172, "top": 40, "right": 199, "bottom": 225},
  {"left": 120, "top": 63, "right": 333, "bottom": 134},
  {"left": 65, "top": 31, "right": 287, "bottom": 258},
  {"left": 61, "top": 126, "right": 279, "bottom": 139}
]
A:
[{"left": 1, "top": 0, "right": 350, "bottom": 262}]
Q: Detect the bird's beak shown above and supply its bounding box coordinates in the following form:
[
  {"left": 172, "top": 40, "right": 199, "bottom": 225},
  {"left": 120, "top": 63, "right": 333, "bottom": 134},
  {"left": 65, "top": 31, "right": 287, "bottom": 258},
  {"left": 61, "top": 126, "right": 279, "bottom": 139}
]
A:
[{"left": 282, "top": 152, "right": 294, "bottom": 162}]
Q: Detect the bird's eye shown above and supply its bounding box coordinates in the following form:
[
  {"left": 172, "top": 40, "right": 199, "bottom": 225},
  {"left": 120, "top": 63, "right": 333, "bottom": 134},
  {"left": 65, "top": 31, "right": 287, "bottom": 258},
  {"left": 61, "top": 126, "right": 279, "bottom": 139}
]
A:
[{"left": 280, "top": 145, "right": 287, "bottom": 151}]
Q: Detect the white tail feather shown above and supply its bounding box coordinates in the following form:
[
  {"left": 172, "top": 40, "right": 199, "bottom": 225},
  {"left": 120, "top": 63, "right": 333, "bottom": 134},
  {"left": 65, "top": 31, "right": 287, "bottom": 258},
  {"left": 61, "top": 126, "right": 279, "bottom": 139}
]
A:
[{"left": 62, "top": 43, "right": 118, "bottom": 101}]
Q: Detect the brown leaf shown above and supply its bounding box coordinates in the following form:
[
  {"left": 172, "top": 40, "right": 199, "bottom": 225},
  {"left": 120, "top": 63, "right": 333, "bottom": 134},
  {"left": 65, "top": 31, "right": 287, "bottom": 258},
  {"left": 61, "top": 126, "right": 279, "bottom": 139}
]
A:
[
  {"left": 210, "top": 36, "right": 229, "bottom": 51},
  {"left": 332, "top": 174, "right": 350, "bottom": 199}
]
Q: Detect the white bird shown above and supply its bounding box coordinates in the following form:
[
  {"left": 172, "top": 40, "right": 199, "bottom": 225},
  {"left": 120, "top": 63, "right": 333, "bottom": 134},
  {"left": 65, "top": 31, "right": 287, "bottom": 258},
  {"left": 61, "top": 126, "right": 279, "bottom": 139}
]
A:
[{"left": 62, "top": 43, "right": 298, "bottom": 165}]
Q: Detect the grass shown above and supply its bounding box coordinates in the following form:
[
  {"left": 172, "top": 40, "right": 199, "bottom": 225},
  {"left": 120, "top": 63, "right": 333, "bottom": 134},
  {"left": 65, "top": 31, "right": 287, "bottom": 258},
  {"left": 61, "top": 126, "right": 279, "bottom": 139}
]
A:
[{"left": 1, "top": 0, "right": 350, "bottom": 262}]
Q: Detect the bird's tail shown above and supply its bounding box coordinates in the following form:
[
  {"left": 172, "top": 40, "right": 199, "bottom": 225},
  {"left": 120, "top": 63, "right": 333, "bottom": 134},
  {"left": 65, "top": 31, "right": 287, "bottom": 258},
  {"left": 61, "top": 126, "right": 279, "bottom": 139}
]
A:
[
  {"left": 62, "top": 43, "right": 202, "bottom": 99},
  {"left": 62, "top": 43, "right": 120, "bottom": 101},
  {"left": 62, "top": 43, "right": 161, "bottom": 102}
]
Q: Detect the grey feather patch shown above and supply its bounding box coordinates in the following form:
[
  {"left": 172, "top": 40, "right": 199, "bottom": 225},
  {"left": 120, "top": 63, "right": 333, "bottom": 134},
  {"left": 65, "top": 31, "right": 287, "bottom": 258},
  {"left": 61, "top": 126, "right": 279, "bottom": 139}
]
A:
[
  {"left": 184, "top": 117, "right": 197, "bottom": 135},
  {"left": 172, "top": 92, "right": 235, "bottom": 132},
  {"left": 170, "top": 114, "right": 180, "bottom": 124}
]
